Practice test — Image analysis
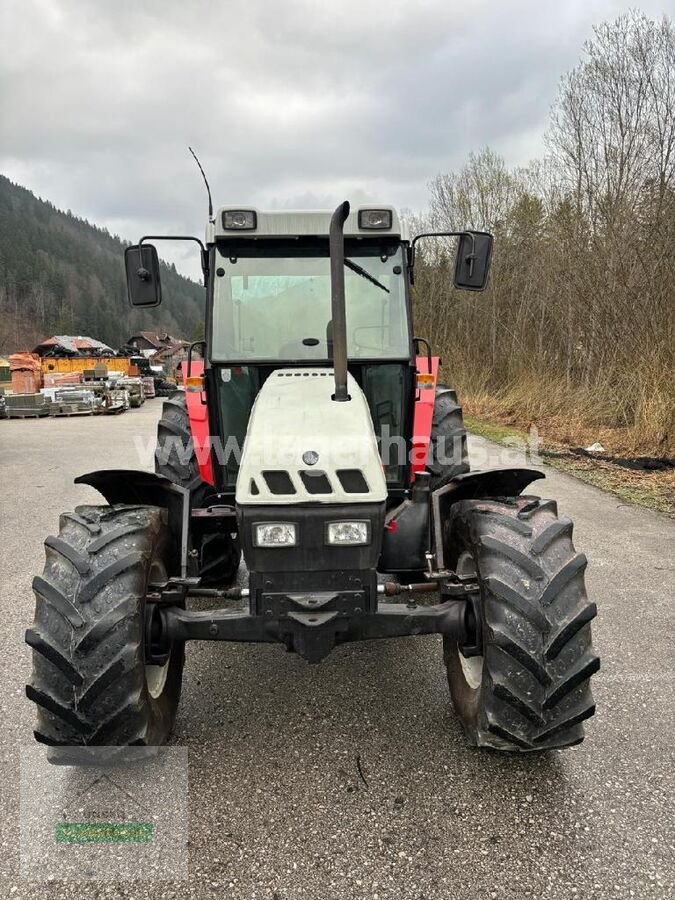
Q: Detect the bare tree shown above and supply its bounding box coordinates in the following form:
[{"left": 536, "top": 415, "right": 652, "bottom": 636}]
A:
[{"left": 413, "top": 12, "right": 675, "bottom": 452}]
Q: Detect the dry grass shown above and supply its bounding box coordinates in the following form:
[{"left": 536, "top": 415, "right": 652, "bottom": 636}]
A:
[
  {"left": 543, "top": 452, "right": 675, "bottom": 516},
  {"left": 459, "top": 373, "right": 675, "bottom": 457},
  {"left": 464, "top": 413, "right": 675, "bottom": 517}
]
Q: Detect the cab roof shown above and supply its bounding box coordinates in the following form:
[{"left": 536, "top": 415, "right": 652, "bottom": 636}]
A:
[{"left": 208, "top": 206, "right": 406, "bottom": 242}]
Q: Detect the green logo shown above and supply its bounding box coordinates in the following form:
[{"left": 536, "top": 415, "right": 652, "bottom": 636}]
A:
[{"left": 55, "top": 822, "right": 153, "bottom": 843}]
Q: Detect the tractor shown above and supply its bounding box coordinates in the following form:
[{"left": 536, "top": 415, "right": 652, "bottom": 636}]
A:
[{"left": 26, "top": 201, "right": 598, "bottom": 753}]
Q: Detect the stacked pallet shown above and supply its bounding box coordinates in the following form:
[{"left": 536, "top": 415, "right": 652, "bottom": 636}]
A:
[
  {"left": 82, "top": 363, "right": 109, "bottom": 382},
  {"left": 5, "top": 393, "right": 50, "bottom": 418},
  {"left": 47, "top": 388, "right": 97, "bottom": 417},
  {"left": 117, "top": 377, "right": 145, "bottom": 407}
]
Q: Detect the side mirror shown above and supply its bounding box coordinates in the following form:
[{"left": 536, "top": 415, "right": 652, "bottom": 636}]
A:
[
  {"left": 454, "top": 231, "right": 493, "bottom": 291},
  {"left": 125, "top": 244, "right": 162, "bottom": 307}
]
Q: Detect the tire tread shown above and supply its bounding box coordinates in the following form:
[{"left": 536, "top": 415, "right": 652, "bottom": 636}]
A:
[
  {"left": 427, "top": 384, "right": 470, "bottom": 490},
  {"left": 26, "top": 505, "right": 181, "bottom": 747},
  {"left": 445, "top": 497, "right": 598, "bottom": 751}
]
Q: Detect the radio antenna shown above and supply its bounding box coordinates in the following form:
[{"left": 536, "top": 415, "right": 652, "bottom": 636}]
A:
[{"left": 188, "top": 146, "right": 213, "bottom": 221}]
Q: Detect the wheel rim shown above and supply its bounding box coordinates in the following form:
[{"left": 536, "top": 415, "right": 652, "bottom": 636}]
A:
[
  {"left": 145, "top": 559, "right": 171, "bottom": 700},
  {"left": 456, "top": 550, "right": 484, "bottom": 691}
]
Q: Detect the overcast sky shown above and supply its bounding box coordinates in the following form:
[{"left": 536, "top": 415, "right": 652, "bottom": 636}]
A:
[{"left": 1, "top": 0, "right": 673, "bottom": 279}]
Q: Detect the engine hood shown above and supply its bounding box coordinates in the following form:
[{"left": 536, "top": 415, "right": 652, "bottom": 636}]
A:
[{"left": 235, "top": 368, "right": 387, "bottom": 505}]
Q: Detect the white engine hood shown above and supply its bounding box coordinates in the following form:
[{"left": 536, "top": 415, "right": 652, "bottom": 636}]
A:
[{"left": 235, "top": 369, "right": 387, "bottom": 505}]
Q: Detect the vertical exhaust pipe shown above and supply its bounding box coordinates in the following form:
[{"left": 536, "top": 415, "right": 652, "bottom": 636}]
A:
[{"left": 329, "top": 200, "right": 350, "bottom": 402}]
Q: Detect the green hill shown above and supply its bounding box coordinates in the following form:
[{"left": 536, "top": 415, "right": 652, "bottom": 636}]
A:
[{"left": 0, "top": 174, "right": 205, "bottom": 354}]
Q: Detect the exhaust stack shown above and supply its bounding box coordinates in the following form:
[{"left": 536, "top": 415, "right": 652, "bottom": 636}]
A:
[{"left": 329, "top": 200, "right": 350, "bottom": 402}]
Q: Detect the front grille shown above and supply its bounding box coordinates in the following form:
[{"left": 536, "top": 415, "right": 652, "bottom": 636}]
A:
[
  {"left": 262, "top": 470, "right": 296, "bottom": 494},
  {"left": 336, "top": 469, "right": 369, "bottom": 493},
  {"left": 299, "top": 471, "right": 332, "bottom": 494}
]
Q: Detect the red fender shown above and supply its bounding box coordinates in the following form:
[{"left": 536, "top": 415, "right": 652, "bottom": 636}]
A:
[
  {"left": 180, "top": 360, "right": 215, "bottom": 486},
  {"left": 410, "top": 355, "right": 440, "bottom": 481}
]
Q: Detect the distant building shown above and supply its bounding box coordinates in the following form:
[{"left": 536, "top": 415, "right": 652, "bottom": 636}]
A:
[
  {"left": 126, "top": 331, "right": 190, "bottom": 372},
  {"left": 127, "top": 331, "right": 180, "bottom": 354},
  {"left": 33, "top": 335, "right": 116, "bottom": 357}
]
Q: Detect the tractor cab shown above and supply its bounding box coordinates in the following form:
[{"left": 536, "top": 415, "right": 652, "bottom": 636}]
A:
[
  {"left": 209, "top": 207, "right": 414, "bottom": 490},
  {"left": 126, "top": 204, "right": 492, "bottom": 493}
]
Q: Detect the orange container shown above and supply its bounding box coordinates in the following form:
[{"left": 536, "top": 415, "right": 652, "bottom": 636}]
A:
[
  {"left": 43, "top": 371, "right": 83, "bottom": 387},
  {"left": 9, "top": 353, "right": 42, "bottom": 394},
  {"left": 11, "top": 370, "right": 40, "bottom": 394}
]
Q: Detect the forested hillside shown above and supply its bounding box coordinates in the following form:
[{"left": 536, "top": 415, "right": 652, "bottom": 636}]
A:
[{"left": 0, "top": 175, "right": 204, "bottom": 353}]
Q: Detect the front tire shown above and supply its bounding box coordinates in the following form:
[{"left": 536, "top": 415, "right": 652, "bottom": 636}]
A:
[
  {"left": 26, "top": 505, "right": 184, "bottom": 747},
  {"left": 443, "top": 496, "right": 599, "bottom": 751}
]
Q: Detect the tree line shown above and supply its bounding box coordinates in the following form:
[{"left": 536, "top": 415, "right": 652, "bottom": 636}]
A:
[
  {"left": 411, "top": 11, "right": 674, "bottom": 452},
  {"left": 0, "top": 175, "right": 205, "bottom": 354}
]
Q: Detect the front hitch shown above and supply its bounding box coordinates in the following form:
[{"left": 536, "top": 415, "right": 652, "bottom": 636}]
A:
[{"left": 153, "top": 595, "right": 475, "bottom": 663}]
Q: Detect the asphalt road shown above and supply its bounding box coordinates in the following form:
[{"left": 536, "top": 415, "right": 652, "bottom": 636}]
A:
[{"left": 1, "top": 402, "right": 673, "bottom": 900}]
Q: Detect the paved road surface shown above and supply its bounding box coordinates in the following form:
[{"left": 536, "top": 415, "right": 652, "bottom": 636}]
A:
[{"left": 1, "top": 403, "right": 673, "bottom": 899}]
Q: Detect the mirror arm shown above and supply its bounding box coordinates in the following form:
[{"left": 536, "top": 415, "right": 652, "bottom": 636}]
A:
[
  {"left": 413, "top": 337, "right": 432, "bottom": 374},
  {"left": 139, "top": 235, "right": 210, "bottom": 282},
  {"left": 408, "top": 231, "right": 473, "bottom": 279},
  {"left": 186, "top": 340, "right": 206, "bottom": 379}
]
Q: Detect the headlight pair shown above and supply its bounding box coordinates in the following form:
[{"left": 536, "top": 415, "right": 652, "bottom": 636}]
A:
[{"left": 254, "top": 521, "right": 369, "bottom": 547}]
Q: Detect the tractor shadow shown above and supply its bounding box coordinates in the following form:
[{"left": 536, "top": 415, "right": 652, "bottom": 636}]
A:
[
  {"left": 171, "top": 629, "right": 585, "bottom": 891},
  {"left": 173, "top": 627, "right": 571, "bottom": 796}
]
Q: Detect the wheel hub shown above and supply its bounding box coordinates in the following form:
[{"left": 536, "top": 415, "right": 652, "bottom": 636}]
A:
[
  {"left": 145, "top": 560, "right": 173, "bottom": 699},
  {"left": 454, "top": 550, "right": 484, "bottom": 690}
]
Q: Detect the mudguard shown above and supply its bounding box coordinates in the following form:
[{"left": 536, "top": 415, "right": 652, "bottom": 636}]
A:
[
  {"left": 410, "top": 355, "right": 440, "bottom": 478},
  {"left": 431, "top": 468, "right": 545, "bottom": 569},
  {"left": 74, "top": 469, "right": 190, "bottom": 577},
  {"left": 181, "top": 359, "right": 215, "bottom": 486}
]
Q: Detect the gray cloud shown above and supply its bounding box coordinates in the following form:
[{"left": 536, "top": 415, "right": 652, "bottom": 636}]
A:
[{"left": 1, "top": 0, "right": 671, "bottom": 277}]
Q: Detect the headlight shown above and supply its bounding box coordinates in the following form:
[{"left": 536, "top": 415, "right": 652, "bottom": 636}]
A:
[
  {"left": 222, "top": 209, "right": 257, "bottom": 230},
  {"left": 358, "top": 209, "right": 392, "bottom": 230},
  {"left": 326, "top": 521, "right": 369, "bottom": 546},
  {"left": 254, "top": 523, "right": 297, "bottom": 547}
]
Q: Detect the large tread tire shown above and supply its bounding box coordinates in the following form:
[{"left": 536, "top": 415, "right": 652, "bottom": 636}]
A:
[
  {"left": 427, "top": 385, "right": 469, "bottom": 490},
  {"left": 26, "top": 505, "right": 184, "bottom": 747},
  {"left": 155, "top": 391, "right": 240, "bottom": 585},
  {"left": 155, "top": 392, "right": 208, "bottom": 498},
  {"left": 443, "top": 495, "right": 599, "bottom": 751}
]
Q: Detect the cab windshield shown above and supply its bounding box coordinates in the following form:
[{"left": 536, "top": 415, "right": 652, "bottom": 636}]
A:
[{"left": 211, "top": 239, "right": 410, "bottom": 361}]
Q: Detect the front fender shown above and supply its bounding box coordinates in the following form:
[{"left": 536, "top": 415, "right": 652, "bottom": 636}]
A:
[
  {"left": 75, "top": 469, "right": 189, "bottom": 577},
  {"left": 431, "top": 468, "right": 544, "bottom": 569}
]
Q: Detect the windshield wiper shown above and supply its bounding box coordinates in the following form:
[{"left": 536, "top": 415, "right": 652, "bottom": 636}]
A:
[{"left": 344, "top": 257, "right": 390, "bottom": 294}]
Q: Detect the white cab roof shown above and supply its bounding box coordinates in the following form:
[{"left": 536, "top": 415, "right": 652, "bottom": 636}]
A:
[{"left": 208, "top": 207, "right": 405, "bottom": 242}]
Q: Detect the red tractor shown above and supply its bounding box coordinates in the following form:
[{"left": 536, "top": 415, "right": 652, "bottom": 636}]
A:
[{"left": 26, "top": 202, "right": 598, "bottom": 752}]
